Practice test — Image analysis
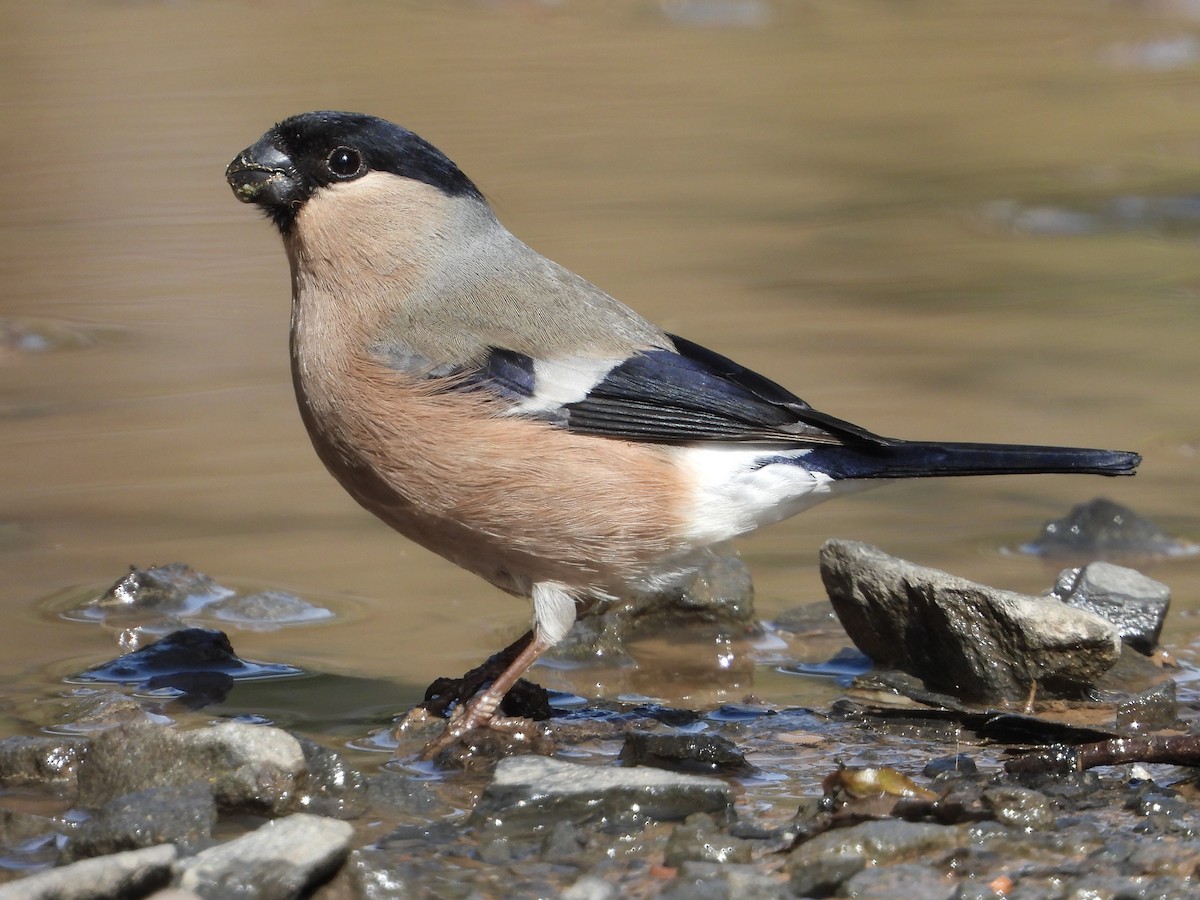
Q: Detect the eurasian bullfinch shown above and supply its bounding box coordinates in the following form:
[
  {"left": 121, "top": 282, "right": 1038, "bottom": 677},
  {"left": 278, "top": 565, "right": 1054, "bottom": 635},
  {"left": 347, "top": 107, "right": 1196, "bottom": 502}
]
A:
[{"left": 226, "top": 111, "right": 1140, "bottom": 756}]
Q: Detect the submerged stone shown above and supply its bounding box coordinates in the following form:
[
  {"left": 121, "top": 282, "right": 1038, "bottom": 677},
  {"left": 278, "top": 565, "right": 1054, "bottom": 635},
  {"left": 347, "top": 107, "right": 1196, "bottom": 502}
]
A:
[
  {"left": 1022, "top": 497, "right": 1196, "bottom": 560},
  {"left": 471, "top": 755, "right": 733, "bottom": 835},
  {"left": 70, "top": 627, "right": 301, "bottom": 707}
]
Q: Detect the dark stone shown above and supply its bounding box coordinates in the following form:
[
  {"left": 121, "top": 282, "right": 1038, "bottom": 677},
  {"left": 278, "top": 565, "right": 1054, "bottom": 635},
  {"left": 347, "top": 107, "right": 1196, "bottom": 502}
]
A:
[
  {"left": 923, "top": 755, "right": 977, "bottom": 779},
  {"left": 1052, "top": 562, "right": 1170, "bottom": 654},
  {"left": 1022, "top": 497, "right": 1194, "bottom": 560},
  {"left": 72, "top": 628, "right": 299, "bottom": 705},
  {"left": 619, "top": 732, "right": 752, "bottom": 775}
]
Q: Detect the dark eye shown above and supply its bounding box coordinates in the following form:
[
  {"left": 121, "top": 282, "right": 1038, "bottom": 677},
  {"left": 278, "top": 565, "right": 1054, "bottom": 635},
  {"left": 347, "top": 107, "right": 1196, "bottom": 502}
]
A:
[{"left": 326, "top": 147, "right": 363, "bottom": 178}]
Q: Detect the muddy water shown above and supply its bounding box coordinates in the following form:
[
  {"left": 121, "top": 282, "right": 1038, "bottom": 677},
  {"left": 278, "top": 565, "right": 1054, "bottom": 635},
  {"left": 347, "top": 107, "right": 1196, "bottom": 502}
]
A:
[{"left": 1, "top": 2, "right": 1198, "bottom": 743}]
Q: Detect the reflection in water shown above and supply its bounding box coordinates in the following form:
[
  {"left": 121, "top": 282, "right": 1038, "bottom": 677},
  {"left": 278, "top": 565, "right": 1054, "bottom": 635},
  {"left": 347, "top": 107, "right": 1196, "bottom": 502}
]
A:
[{"left": 0, "top": 3, "right": 1196, "bottom": 742}]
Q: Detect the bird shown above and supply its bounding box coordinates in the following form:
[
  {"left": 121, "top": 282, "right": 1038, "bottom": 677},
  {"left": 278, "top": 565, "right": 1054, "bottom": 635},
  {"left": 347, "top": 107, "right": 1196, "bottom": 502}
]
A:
[{"left": 225, "top": 111, "right": 1141, "bottom": 756}]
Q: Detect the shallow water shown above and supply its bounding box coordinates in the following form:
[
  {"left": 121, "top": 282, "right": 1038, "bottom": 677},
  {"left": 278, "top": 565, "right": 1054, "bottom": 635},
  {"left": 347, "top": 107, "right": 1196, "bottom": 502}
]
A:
[{"left": 1, "top": 1, "right": 1198, "bottom": 754}]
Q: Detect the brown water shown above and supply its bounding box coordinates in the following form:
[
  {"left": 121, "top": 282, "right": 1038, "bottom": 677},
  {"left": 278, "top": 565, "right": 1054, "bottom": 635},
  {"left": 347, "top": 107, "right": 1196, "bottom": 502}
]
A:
[{"left": 1, "top": 1, "right": 1198, "bottom": 741}]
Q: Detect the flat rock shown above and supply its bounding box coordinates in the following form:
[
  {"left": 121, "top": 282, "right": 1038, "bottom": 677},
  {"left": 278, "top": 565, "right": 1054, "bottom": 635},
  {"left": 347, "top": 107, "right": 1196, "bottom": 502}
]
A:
[
  {"left": 786, "top": 820, "right": 964, "bottom": 896},
  {"left": 471, "top": 755, "right": 733, "bottom": 834},
  {"left": 0, "top": 843, "right": 177, "bottom": 900},
  {"left": 820, "top": 540, "right": 1121, "bottom": 702},
  {"left": 1052, "top": 561, "right": 1170, "bottom": 654},
  {"left": 175, "top": 813, "right": 353, "bottom": 899}
]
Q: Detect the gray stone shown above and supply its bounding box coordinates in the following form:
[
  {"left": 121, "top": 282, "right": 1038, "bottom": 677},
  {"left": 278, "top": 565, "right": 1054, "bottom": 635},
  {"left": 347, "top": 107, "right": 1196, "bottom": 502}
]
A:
[
  {"left": 1052, "top": 561, "right": 1170, "bottom": 654},
  {"left": 63, "top": 781, "right": 217, "bottom": 862},
  {"left": 820, "top": 540, "right": 1121, "bottom": 702},
  {"left": 77, "top": 719, "right": 306, "bottom": 815},
  {"left": 0, "top": 843, "right": 177, "bottom": 900},
  {"left": 471, "top": 755, "right": 733, "bottom": 834},
  {"left": 0, "top": 734, "right": 84, "bottom": 787},
  {"left": 786, "top": 820, "right": 964, "bottom": 896},
  {"left": 175, "top": 813, "right": 353, "bottom": 900}
]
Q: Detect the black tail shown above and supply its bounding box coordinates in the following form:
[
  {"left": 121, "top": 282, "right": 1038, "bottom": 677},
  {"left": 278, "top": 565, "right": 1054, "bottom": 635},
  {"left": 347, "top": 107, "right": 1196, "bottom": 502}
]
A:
[{"left": 804, "top": 440, "right": 1141, "bottom": 480}]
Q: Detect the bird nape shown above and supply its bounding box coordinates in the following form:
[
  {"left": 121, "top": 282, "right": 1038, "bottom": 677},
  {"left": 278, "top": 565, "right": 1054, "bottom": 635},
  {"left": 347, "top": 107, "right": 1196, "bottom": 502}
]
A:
[{"left": 226, "top": 111, "right": 1141, "bottom": 759}]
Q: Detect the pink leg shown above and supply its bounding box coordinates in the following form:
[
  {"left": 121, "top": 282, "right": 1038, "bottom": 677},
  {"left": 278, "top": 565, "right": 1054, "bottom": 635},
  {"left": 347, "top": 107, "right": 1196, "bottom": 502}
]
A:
[{"left": 420, "top": 634, "right": 552, "bottom": 759}]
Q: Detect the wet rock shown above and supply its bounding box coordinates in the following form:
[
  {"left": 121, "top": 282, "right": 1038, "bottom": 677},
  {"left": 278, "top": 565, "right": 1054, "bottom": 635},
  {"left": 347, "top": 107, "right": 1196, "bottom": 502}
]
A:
[
  {"left": 786, "top": 820, "right": 964, "bottom": 896},
  {"left": 363, "top": 768, "right": 445, "bottom": 818},
  {"left": 79, "top": 563, "right": 232, "bottom": 618},
  {"left": 77, "top": 720, "right": 306, "bottom": 815},
  {"left": 923, "top": 754, "right": 977, "bottom": 779},
  {"left": 981, "top": 786, "right": 1057, "bottom": 831},
  {"left": 73, "top": 628, "right": 299, "bottom": 706},
  {"left": 0, "top": 734, "right": 84, "bottom": 786},
  {"left": 1021, "top": 497, "right": 1196, "bottom": 560},
  {"left": 422, "top": 717, "right": 557, "bottom": 773},
  {"left": 174, "top": 813, "right": 353, "bottom": 899},
  {"left": 1116, "top": 681, "right": 1178, "bottom": 733},
  {"left": 206, "top": 589, "right": 333, "bottom": 628},
  {"left": 62, "top": 781, "right": 216, "bottom": 862},
  {"left": 663, "top": 814, "right": 753, "bottom": 866},
  {"left": 673, "top": 862, "right": 788, "bottom": 899},
  {"left": 56, "top": 689, "right": 160, "bottom": 733},
  {"left": 820, "top": 540, "right": 1121, "bottom": 702},
  {"left": 470, "top": 755, "right": 733, "bottom": 835},
  {"left": 0, "top": 843, "right": 177, "bottom": 900},
  {"left": 618, "top": 732, "right": 752, "bottom": 775},
  {"left": 1051, "top": 562, "right": 1170, "bottom": 654},
  {"left": 293, "top": 737, "right": 368, "bottom": 819},
  {"left": 839, "top": 862, "right": 955, "bottom": 900}
]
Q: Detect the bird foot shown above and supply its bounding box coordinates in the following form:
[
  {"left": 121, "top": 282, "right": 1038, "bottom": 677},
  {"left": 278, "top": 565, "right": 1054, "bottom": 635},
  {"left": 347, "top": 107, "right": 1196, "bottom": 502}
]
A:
[{"left": 419, "top": 698, "right": 544, "bottom": 761}]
